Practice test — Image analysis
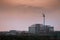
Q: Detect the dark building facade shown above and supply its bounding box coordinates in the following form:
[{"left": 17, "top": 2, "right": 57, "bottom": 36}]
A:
[{"left": 29, "top": 24, "right": 54, "bottom": 34}]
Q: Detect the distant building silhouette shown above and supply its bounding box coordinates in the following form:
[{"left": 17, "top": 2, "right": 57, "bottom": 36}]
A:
[{"left": 29, "top": 24, "right": 54, "bottom": 34}]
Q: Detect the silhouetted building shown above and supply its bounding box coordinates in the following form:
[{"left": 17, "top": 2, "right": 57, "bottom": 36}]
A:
[
  {"left": 45, "top": 25, "right": 54, "bottom": 32},
  {"left": 29, "top": 26, "right": 36, "bottom": 34},
  {"left": 29, "top": 24, "right": 54, "bottom": 34}
]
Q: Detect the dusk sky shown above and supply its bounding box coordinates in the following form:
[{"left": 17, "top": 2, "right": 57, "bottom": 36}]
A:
[{"left": 0, "top": 0, "right": 60, "bottom": 31}]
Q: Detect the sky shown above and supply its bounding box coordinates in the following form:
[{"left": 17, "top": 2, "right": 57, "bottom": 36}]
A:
[{"left": 0, "top": 0, "right": 60, "bottom": 31}]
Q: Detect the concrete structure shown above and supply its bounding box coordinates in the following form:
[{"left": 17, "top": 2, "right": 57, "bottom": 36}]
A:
[
  {"left": 29, "top": 24, "right": 43, "bottom": 34},
  {"left": 45, "top": 25, "right": 54, "bottom": 32},
  {"left": 29, "top": 24, "right": 54, "bottom": 34},
  {"left": 29, "top": 27, "right": 36, "bottom": 33}
]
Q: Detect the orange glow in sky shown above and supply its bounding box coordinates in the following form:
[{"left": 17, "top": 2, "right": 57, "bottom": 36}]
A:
[
  {"left": 0, "top": 0, "right": 60, "bottom": 31},
  {"left": 2, "top": 0, "right": 60, "bottom": 9}
]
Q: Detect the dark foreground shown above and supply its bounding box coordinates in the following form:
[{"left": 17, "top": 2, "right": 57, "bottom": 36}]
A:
[{"left": 0, "top": 35, "right": 60, "bottom": 40}]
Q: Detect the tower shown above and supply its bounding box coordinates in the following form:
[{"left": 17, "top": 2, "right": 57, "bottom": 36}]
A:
[{"left": 42, "top": 13, "right": 45, "bottom": 25}]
